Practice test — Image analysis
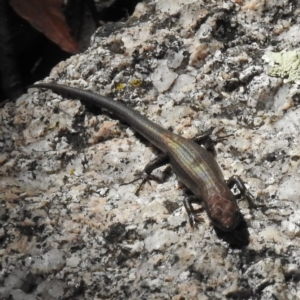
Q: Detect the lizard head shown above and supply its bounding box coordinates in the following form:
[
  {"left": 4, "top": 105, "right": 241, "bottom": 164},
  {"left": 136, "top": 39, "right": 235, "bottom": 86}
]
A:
[{"left": 206, "top": 194, "right": 241, "bottom": 232}]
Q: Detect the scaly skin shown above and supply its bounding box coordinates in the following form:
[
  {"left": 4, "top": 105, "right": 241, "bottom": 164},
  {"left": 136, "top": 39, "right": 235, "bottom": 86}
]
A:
[{"left": 31, "top": 83, "right": 241, "bottom": 231}]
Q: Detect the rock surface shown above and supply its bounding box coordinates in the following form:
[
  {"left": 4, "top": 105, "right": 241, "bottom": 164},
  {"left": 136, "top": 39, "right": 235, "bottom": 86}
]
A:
[{"left": 1, "top": 1, "right": 300, "bottom": 299}]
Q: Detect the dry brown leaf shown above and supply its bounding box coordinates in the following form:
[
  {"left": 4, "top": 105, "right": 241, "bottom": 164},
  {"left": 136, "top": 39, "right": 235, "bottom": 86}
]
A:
[{"left": 10, "top": 0, "right": 80, "bottom": 54}]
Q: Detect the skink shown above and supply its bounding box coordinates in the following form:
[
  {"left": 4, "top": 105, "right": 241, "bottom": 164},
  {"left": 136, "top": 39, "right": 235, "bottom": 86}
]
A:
[{"left": 31, "top": 82, "right": 253, "bottom": 232}]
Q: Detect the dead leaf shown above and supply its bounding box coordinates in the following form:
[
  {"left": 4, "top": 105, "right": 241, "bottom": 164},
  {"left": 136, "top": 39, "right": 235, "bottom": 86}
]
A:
[{"left": 10, "top": 0, "right": 80, "bottom": 54}]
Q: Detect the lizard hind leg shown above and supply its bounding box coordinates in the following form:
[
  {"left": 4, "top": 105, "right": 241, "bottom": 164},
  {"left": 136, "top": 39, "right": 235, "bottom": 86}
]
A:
[
  {"left": 193, "top": 127, "right": 233, "bottom": 155},
  {"left": 120, "top": 152, "right": 170, "bottom": 196}
]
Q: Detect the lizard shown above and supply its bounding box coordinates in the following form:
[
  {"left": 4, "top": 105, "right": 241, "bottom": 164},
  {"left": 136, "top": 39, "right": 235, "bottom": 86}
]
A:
[{"left": 31, "top": 82, "right": 255, "bottom": 232}]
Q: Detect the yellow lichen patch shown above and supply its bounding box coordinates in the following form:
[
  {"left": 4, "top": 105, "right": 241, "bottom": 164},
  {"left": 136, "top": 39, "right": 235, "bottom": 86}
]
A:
[
  {"left": 116, "top": 83, "right": 125, "bottom": 91},
  {"left": 130, "top": 79, "right": 142, "bottom": 87}
]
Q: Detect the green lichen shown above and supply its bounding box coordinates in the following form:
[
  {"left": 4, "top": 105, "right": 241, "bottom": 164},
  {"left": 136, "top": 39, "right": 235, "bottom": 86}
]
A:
[{"left": 263, "top": 49, "right": 300, "bottom": 82}]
